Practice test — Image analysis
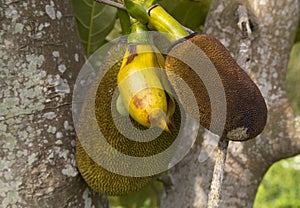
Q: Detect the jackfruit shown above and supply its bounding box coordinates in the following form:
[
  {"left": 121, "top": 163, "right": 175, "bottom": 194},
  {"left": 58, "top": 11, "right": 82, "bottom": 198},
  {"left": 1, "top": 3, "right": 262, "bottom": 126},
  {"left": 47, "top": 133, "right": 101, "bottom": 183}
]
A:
[
  {"left": 76, "top": 39, "right": 182, "bottom": 196},
  {"left": 165, "top": 33, "right": 267, "bottom": 141}
]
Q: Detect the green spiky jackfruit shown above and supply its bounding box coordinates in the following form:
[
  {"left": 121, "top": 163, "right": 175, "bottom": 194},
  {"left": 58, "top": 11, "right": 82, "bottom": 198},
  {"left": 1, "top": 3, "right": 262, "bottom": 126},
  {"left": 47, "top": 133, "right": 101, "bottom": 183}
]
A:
[{"left": 76, "top": 39, "right": 182, "bottom": 196}]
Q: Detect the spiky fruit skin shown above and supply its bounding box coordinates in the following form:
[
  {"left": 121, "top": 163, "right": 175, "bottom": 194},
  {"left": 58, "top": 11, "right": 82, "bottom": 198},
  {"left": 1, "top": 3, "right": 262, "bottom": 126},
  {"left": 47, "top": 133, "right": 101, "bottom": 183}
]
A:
[
  {"left": 165, "top": 33, "right": 267, "bottom": 141},
  {"left": 76, "top": 39, "right": 181, "bottom": 196},
  {"left": 76, "top": 138, "right": 154, "bottom": 196}
]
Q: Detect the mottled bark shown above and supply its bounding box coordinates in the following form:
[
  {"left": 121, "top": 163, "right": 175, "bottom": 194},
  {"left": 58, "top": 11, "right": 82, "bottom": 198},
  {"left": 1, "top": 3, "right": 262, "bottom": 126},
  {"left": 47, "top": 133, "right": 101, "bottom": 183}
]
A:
[
  {"left": 161, "top": 0, "right": 300, "bottom": 207},
  {"left": 0, "top": 0, "right": 107, "bottom": 207}
]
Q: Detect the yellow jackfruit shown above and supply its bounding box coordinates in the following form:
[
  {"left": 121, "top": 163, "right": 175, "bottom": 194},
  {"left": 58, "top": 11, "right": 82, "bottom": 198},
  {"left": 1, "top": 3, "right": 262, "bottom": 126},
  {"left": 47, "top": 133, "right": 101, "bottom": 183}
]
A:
[{"left": 117, "top": 44, "right": 175, "bottom": 132}]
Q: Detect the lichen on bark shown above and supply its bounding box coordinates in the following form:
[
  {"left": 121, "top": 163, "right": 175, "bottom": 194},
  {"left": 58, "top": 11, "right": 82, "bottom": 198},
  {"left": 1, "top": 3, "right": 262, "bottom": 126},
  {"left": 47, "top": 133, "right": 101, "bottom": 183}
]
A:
[{"left": 0, "top": 0, "right": 108, "bottom": 207}]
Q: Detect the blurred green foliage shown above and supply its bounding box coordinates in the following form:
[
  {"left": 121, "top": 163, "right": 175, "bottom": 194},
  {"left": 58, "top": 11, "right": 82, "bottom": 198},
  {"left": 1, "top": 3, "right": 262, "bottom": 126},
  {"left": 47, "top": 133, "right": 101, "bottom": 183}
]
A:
[
  {"left": 286, "top": 42, "right": 300, "bottom": 116},
  {"left": 108, "top": 180, "right": 163, "bottom": 208},
  {"left": 254, "top": 156, "right": 300, "bottom": 208},
  {"left": 160, "top": 0, "right": 211, "bottom": 32}
]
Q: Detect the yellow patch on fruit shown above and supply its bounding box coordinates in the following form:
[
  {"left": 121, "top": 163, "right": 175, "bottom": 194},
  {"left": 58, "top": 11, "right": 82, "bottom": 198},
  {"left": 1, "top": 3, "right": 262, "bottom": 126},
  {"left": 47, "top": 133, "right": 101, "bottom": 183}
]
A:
[{"left": 117, "top": 44, "right": 174, "bottom": 131}]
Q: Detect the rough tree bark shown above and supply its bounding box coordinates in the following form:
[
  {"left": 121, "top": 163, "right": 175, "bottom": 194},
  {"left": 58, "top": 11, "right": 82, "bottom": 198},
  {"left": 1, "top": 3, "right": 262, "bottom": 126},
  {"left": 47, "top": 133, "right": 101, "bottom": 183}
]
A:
[
  {"left": 161, "top": 0, "right": 300, "bottom": 207},
  {"left": 0, "top": 0, "right": 108, "bottom": 207}
]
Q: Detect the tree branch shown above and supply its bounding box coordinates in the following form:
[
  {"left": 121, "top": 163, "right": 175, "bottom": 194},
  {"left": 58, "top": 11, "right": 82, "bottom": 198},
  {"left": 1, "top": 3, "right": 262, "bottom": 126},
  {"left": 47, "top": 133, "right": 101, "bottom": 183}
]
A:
[
  {"left": 95, "top": 0, "right": 126, "bottom": 10},
  {"left": 207, "top": 138, "right": 229, "bottom": 208}
]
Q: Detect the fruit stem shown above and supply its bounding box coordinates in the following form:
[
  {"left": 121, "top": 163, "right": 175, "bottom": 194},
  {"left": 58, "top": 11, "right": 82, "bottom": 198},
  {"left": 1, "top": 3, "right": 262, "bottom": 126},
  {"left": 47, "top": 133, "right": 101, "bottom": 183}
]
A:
[
  {"left": 147, "top": 5, "right": 189, "bottom": 42},
  {"left": 127, "top": 21, "right": 150, "bottom": 44},
  {"left": 95, "top": 1, "right": 190, "bottom": 42},
  {"left": 124, "top": 0, "right": 149, "bottom": 24},
  {"left": 207, "top": 137, "right": 229, "bottom": 208}
]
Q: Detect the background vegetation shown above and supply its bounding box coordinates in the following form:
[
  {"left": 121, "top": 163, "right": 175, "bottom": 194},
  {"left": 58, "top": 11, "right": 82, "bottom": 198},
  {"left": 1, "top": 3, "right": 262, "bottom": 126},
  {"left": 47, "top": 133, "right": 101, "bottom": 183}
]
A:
[
  {"left": 254, "top": 155, "right": 300, "bottom": 208},
  {"left": 71, "top": 0, "right": 300, "bottom": 207}
]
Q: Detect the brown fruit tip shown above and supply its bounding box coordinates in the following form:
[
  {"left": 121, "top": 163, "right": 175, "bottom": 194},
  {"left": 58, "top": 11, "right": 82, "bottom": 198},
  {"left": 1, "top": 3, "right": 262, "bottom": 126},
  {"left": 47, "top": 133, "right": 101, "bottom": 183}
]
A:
[{"left": 149, "top": 109, "right": 171, "bottom": 133}]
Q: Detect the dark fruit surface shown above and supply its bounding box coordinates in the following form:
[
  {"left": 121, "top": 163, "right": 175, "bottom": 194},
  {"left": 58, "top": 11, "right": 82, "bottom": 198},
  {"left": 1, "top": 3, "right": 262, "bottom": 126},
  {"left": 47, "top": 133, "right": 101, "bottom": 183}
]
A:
[{"left": 165, "top": 33, "right": 267, "bottom": 141}]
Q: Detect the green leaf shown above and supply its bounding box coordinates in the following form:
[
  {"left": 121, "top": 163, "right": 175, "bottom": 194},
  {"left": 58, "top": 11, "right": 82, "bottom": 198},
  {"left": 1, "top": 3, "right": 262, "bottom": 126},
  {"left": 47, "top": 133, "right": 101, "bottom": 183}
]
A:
[
  {"left": 72, "top": 0, "right": 117, "bottom": 56},
  {"left": 254, "top": 155, "right": 300, "bottom": 208},
  {"left": 160, "top": 0, "right": 211, "bottom": 32},
  {"left": 286, "top": 42, "right": 300, "bottom": 115},
  {"left": 108, "top": 180, "right": 163, "bottom": 208}
]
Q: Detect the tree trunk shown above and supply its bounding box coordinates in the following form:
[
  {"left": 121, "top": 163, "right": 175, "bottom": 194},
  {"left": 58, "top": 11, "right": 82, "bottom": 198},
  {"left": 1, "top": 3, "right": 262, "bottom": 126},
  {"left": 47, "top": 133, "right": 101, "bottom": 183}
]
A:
[
  {"left": 161, "top": 0, "right": 300, "bottom": 207},
  {"left": 0, "top": 0, "right": 108, "bottom": 207}
]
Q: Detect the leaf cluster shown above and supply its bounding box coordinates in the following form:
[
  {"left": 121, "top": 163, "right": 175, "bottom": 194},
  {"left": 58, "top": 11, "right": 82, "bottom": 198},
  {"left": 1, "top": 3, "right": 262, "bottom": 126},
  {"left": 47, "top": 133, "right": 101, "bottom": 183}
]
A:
[
  {"left": 72, "top": 0, "right": 211, "bottom": 57},
  {"left": 254, "top": 156, "right": 300, "bottom": 208}
]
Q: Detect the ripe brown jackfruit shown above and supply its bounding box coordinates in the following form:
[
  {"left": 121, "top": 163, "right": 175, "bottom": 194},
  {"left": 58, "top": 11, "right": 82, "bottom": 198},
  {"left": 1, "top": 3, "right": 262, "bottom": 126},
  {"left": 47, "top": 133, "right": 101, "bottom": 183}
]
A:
[{"left": 165, "top": 33, "right": 267, "bottom": 141}]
